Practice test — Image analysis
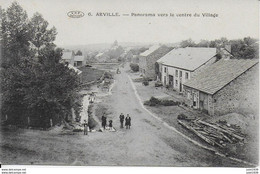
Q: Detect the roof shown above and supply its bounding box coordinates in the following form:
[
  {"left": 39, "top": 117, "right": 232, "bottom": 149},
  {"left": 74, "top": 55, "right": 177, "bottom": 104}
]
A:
[
  {"left": 157, "top": 47, "right": 217, "bottom": 71},
  {"left": 68, "top": 64, "right": 82, "bottom": 75},
  {"left": 140, "top": 45, "right": 161, "bottom": 56},
  {"left": 95, "top": 53, "right": 104, "bottom": 57},
  {"left": 183, "top": 58, "right": 259, "bottom": 95},
  {"left": 62, "top": 51, "right": 74, "bottom": 60},
  {"left": 74, "top": 55, "right": 84, "bottom": 61}
]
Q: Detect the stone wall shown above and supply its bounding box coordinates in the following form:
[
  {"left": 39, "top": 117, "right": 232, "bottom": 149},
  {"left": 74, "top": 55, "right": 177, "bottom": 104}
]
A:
[{"left": 213, "top": 64, "right": 259, "bottom": 116}]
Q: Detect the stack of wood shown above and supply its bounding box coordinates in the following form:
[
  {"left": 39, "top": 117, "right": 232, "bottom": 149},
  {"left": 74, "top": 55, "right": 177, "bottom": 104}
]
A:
[{"left": 177, "top": 116, "right": 245, "bottom": 148}]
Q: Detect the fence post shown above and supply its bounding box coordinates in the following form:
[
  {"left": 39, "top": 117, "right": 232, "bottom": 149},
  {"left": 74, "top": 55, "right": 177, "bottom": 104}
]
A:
[
  {"left": 27, "top": 116, "right": 30, "bottom": 126},
  {"left": 50, "top": 119, "right": 53, "bottom": 127}
]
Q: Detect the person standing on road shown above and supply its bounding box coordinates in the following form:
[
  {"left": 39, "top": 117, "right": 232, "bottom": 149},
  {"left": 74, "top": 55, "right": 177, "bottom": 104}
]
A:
[
  {"left": 109, "top": 120, "right": 113, "bottom": 130},
  {"left": 125, "top": 114, "right": 131, "bottom": 129},
  {"left": 83, "top": 120, "right": 88, "bottom": 135},
  {"left": 101, "top": 115, "right": 107, "bottom": 130},
  {"left": 119, "top": 113, "right": 125, "bottom": 128}
]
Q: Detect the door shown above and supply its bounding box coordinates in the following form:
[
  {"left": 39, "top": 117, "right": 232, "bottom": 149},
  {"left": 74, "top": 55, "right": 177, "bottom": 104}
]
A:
[
  {"left": 180, "top": 82, "right": 182, "bottom": 92},
  {"left": 199, "top": 101, "right": 204, "bottom": 110},
  {"left": 169, "top": 75, "right": 173, "bottom": 87}
]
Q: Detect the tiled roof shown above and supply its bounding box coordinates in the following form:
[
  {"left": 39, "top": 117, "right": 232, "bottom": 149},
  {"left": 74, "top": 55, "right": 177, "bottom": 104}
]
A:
[
  {"left": 62, "top": 51, "right": 73, "bottom": 60},
  {"left": 74, "top": 55, "right": 84, "bottom": 61},
  {"left": 140, "top": 45, "right": 161, "bottom": 56},
  {"left": 157, "top": 47, "right": 216, "bottom": 71},
  {"left": 183, "top": 59, "right": 259, "bottom": 95}
]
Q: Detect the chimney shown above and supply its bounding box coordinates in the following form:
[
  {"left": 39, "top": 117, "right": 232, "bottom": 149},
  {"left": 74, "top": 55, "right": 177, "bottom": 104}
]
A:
[
  {"left": 216, "top": 44, "right": 232, "bottom": 60},
  {"left": 224, "top": 44, "right": 231, "bottom": 53}
]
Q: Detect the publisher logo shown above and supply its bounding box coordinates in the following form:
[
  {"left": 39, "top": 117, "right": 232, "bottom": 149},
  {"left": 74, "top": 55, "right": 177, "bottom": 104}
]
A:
[{"left": 67, "top": 11, "right": 84, "bottom": 18}]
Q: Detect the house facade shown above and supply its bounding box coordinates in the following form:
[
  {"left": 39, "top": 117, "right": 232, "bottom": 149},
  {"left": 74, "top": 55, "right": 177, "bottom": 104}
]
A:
[
  {"left": 139, "top": 45, "right": 172, "bottom": 79},
  {"left": 183, "top": 59, "right": 259, "bottom": 116},
  {"left": 62, "top": 51, "right": 75, "bottom": 65},
  {"left": 157, "top": 47, "right": 217, "bottom": 92},
  {"left": 74, "top": 55, "right": 85, "bottom": 67}
]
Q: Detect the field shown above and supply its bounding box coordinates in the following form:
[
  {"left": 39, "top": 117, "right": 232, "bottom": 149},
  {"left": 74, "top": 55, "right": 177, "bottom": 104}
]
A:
[{"left": 78, "top": 67, "right": 104, "bottom": 83}]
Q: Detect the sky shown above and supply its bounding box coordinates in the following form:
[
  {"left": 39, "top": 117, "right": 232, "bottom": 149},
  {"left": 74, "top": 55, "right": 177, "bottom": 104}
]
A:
[{"left": 1, "top": 0, "right": 259, "bottom": 47}]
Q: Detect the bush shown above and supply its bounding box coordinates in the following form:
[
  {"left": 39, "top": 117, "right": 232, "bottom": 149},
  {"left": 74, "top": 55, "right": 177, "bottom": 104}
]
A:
[
  {"left": 143, "top": 81, "right": 149, "bottom": 86},
  {"left": 88, "top": 117, "right": 98, "bottom": 129},
  {"left": 150, "top": 97, "right": 161, "bottom": 105},
  {"left": 155, "top": 81, "right": 163, "bottom": 87},
  {"left": 130, "top": 63, "right": 139, "bottom": 72},
  {"left": 177, "top": 114, "right": 188, "bottom": 120},
  {"left": 103, "top": 71, "right": 113, "bottom": 79},
  {"left": 144, "top": 96, "right": 179, "bottom": 106},
  {"left": 161, "top": 100, "right": 176, "bottom": 106}
]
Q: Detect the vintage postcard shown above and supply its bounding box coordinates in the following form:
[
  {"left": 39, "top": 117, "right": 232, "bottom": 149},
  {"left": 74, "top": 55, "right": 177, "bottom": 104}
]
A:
[{"left": 0, "top": 0, "right": 259, "bottom": 171}]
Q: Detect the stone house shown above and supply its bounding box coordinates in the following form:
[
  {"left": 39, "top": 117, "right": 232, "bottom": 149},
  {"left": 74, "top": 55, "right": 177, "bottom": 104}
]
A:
[
  {"left": 74, "top": 55, "right": 85, "bottom": 67},
  {"left": 183, "top": 58, "right": 259, "bottom": 116},
  {"left": 157, "top": 47, "right": 218, "bottom": 92},
  {"left": 139, "top": 45, "right": 173, "bottom": 79}
]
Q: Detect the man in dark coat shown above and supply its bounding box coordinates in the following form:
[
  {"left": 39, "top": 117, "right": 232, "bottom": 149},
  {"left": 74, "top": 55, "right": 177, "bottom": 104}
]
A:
[
  {"left": 125, "top": 114, "right": 131, "bottom": 129},
  {"left": 83, "top": 120, "right": 88, "bottom": 135},
  {"left": 119, "top": 113, "right": 124, "bottom": 128},
  {"left": 101, "top": 115, "right": 107, "bottom": 130}
]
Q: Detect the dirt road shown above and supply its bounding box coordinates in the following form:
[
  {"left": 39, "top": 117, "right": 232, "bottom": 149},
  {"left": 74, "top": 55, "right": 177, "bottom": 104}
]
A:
[
  {"left": 0, "top": 65, "right": 246, "bottom": 167},
  {"left": 81, "top": 66, "right": 243, "bottom": 167}
]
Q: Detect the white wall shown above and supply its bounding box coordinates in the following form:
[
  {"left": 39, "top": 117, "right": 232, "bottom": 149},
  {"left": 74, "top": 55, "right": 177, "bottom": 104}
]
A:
[{"left": 161, "top": 64, "right": 192, "bottom": 92}]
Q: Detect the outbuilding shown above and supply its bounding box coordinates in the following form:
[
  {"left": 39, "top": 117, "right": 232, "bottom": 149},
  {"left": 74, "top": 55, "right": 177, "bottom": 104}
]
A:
[{"left": 183, "top": 58, "right": 259, "bottom": 116}]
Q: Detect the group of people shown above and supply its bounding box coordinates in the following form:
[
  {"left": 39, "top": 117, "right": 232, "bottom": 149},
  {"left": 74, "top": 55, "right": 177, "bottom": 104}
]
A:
[
  {"left": 83, "top": 113, "right": 132, "bottom": 135},
  {"left": 119, "top": 113, "right": 131, "bottom": 129},
  {"left": 101, "top": 115, "right": 114, "bottom": 130},
  {"left": 100, "top": 113, "right": 132, "bottom": 130}
]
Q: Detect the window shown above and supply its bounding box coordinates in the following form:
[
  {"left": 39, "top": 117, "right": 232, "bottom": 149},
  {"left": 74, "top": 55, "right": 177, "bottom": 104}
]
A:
[
  {"left": 175, "top": 80, "right": 178, "bottom": 86},
  {"left": 180, "top": 71, "right": 182, "bottom": 77},
  {"left": 185, "top": 72, "right": 189, "bottom": 79},
  {"left": 164, "top": 67, "right": 167, "bottom": 73},
  {"left": 175, "top": 70, "right": 178, "bottom": 77}
]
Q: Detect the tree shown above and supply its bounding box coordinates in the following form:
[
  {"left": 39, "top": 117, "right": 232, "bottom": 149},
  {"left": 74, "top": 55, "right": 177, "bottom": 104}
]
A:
[
  {"left": 230, "top": 37, "right": 258, "bottom": 59},
  {"left": 0, "top": 2, "right": 32, "bottom": 67},
  {"left": 29, "top": 12, "right": 57, "bottom": 59},
  {"left": 180, "top": 39, "right": 196, "bottom": 48},
  {"left": 1, "top": 2, "right": 82, "bottom": 128},
  {"left": 197, "top": 40, "right": 210, "bottom": 47},
  {"left": 75, "top": 50, "right": 83, "bottom": 56}
]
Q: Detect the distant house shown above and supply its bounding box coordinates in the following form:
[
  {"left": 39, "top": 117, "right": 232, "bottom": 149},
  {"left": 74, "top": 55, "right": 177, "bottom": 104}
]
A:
[
  {"left": 131, "top": 55, "right": 139, "bottom": 64},
  {"left": 62, "top": 51, "right": 75, "bottom": 65},
  {"left": 74, "top": 55, "right": 85, "bottom": 67},
  {"left": 183, "top": 59, "right": 259, "bottom": 116},
  {"left": 95, "top": 52, "right": 109, "bottom": 62},
  {"left": 139, "top": 45, "right": 172, "bottom": 79},
  {"left": 125, "top": 51, "right": 133, "bottom": 62},
  {"left": 157, "top": 47, "right": 219, "bottom": 92}
]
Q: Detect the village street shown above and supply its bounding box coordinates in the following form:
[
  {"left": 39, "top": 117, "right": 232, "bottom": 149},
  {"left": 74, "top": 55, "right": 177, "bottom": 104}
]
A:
[
  {"left": 77, "top": 65, "right": 244, "bottom": 167},
  {"left": 0, "top": 64, "right": 248, "bottom": 167}
]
